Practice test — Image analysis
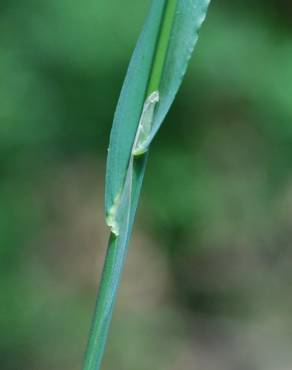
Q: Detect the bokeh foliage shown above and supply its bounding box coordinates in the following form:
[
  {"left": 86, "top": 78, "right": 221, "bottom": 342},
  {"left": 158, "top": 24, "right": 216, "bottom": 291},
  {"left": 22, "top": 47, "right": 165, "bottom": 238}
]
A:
[{"left": 1, "top": 1, "right": 292, "bottom": 369}]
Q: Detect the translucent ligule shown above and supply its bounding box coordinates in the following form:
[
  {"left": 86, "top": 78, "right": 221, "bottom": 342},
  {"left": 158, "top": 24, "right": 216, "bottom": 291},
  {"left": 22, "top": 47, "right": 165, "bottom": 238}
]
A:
[{"left": 132, "top": 91, "right": 160, "bottom": 156}]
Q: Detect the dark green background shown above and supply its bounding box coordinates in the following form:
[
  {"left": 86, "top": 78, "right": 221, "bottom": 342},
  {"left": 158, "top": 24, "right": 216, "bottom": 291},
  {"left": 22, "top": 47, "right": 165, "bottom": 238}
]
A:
[{"left": 1, "top": 1, "right": 292, "bottom": 369}]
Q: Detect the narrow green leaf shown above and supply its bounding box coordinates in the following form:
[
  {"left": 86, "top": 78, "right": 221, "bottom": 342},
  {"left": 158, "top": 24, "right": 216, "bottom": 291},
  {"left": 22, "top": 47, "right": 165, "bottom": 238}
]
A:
[
  {"left": 142, "top": 0, "right": 211, "bottom": 151},
  {"left": 105, "top": 0, "right": 166, "bottom": 217}
]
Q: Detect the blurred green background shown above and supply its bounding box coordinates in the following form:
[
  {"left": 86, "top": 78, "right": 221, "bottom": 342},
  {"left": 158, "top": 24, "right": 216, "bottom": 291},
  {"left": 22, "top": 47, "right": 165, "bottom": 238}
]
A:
[{"left": 1, "top": 0, "right": 292, "bottom": 369}]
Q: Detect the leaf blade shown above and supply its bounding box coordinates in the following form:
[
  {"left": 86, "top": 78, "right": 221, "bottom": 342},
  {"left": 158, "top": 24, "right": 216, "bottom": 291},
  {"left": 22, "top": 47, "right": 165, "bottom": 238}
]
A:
[
  {"left": 105, "top": 0, "right": 211, "bottom": 211},
  {"left": 144, "top": 0, "right": 211, "bottom": 149},
  {"left": 105, "top": 0, "right": 166, "bottom": 216}
]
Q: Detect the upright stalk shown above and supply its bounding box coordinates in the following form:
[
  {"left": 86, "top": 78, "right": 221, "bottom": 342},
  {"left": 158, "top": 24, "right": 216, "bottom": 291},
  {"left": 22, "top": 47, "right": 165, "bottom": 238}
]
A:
[{"left": 147, "top": 0, "right": 177, "bottom": 94}]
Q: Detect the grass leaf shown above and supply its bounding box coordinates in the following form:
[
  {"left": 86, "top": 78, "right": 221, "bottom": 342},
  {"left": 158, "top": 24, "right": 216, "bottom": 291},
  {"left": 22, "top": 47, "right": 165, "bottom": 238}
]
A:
[{"left": 83, "top": 1, "right": 211, "bottom": 369}]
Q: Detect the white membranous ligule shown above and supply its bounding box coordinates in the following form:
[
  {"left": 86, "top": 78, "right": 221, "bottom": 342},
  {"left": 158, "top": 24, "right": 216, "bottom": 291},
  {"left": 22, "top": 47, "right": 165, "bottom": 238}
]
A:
[
  {"left": 106, "top": 91, "right": 160, "bottom": 236},
  {"left": 132, "top": 91, "right": 160, "bottom": 156}
]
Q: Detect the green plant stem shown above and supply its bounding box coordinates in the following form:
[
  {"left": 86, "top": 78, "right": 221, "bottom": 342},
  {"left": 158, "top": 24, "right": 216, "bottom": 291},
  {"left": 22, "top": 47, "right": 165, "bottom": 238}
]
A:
[
  {"left": 82, "top": 2, "right": 177, "bottom": 369},
  {"left": 83, "top": 156, "right": 147, "bottom": 370},
  {"left": 147, "top": 0, "right": 177, "bottom": 95},
  {"left": 82, "top": 234, "right": 122, "bottom": 370}
]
